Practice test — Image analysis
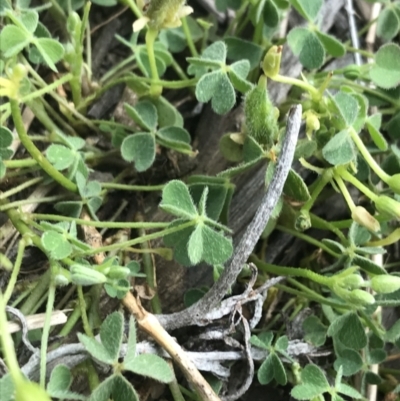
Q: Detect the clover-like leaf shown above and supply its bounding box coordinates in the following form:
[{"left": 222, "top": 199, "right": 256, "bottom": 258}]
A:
[
  {"left": 41, "top": 231, "right": 72, "bottom": 260},
  {"left": 225, "top": 37, "right": 263, "bottom": 70},
  {"left": 263, "top": 0, "right": 280, "bottom": 27},
  {"left": 228, "top": 59, "right": 252, "bottom": 93},
  {"left": 287, "top": 27, "right": 325, "bottom": 70},
  {"left": 19, "top": 10, "right": 39, "bottom": 33},
  {"left": 315, "top": 31, "right": 346, "bottom": 57},
  {"left": 78, "top": 333, "right": 115, "bottom": 365},
  {"left": 257, "top": 354, "right": 274, "bottom": 385},
  {"left": 124, "top": 100, "right": 158, "bottom": 132},
  {"left": 290, "top": 0, "right": 323, "bottom": 22},
  {"left": 303, "top": 316, "right": 327, "bottom": 346},
  {"left": 370, "top": 43, "right": 400, "bottom": 89},
  {"left": 34, "top": 37, "right": 64, "bottom": 71},
  {"left": 187, "top": 224, "right": 204, "bottom": 265},
  {"left": 330, "top": 91, "right": 359, "bottom": 129},
  {"left": 334, "top": 349, "right": 363, "bottom": 376},
  {"left": 121, "top": 132, "right": 156, "bottom": 172},
  {"left": 100, "top": 312, "right": 124, "bottom": 362},
  {"left": 283, "top": 168, "right": 310, "bottom": 202},
  {"left": 322, "top": 129, "right": 356, "bottom": 166},
  {"left": 336, "top": 382, "right": 363, "bottom": 399},
  {"left": 124, "top": 354, "right": 173, "bottom": 383},
  {"left": 160, "top": 180, "right": 198, "bottom": 219},
  {"left": 0, "top": 25, "right": 30, "bottom": 57},
  {"left": 291, "top": 364, "right": 330, "bottom": 400},
  {"left": 377, "top": 7, "right": 400, "bottom": 41},
  {"left": 0, "top": 127, "right": 13, "bottom": 149},
  {"left": 201, "top": 225, "right": 233, "bottom": 265},
  {"left": 46, "top": 144, "right": 75, "bottom": 170},
  {"left": 47, "top": 365, "right": 86, "bottom": 400},
  {"left": 250, "top": 331, "right": 274, "bottom": 350},
  {"left": 156, "top": 126, "right": 192, "bottom": 153},
  {"left": 111, "top": 375, "right": 139, "bottom": 401}
]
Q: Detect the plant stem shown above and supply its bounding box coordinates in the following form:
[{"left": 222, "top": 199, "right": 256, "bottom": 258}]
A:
[
  {"left": 181, "top": 17, "right": 198, "bottom": 56},
  {"left": 10, "top": 99, "right": 78, "bottom": 193},
  {"left": 40, "top": 277, "right": 56, "bottom": 387},
  {"left": 0, "top": 176, "right": 43, "bottom": 200},
  {"left": 100, "top": 182, "right": 165, "bottom": 191},
  {"left": 0, "top": 195, "right": 66, "bottom": 212},
  {"left": 20, "top": 269, "right": 51, "bottom": 316},
  {"left": 271, "top": 74, "right": 320, "bottom": 100},
  {"left": 301, "top": 169, "right": 332, "bottom": 212},
  {"left": 30, "top": 213, "right": 170, "bottom": 229},
  {"left": 348, "top": 127, "right": 391, "bottom": 183},
  {"left": 145, "top": 28, "right": 162, "bottom": 97},
  {"left": 337, "top": 166, "right": 378, "bottom": 201},
  {"left": 333, "top": 172, "right": 357, "bottom": 211},
  {"left": 77, "top": 285, "right": 94, "bottom": 337},
  {"left": 3, "top": 239, "right": 26, "bottom": 304}
]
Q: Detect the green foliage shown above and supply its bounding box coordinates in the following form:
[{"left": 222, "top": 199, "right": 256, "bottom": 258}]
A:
[
  {"left": 188, "top": 41, "right": 252, "bottom": 114},
  {"left": 78, "top": 313, "right": 172, "bottom": 400},
  {"left": 370, "top": 43, "right": 400, "bottom": 89},
  {"left": 160, "top": 180, "right": 233, "bottom": 266}
]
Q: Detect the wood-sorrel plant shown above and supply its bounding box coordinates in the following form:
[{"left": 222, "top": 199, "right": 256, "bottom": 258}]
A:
[{"left": 1, "top": 0, "right": 400, "bottom": 400}]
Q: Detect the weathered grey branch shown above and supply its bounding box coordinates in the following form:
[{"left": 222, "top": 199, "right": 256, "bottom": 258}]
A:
[{"left": 157, "top": 105, "right": 302, "bottom": 330}]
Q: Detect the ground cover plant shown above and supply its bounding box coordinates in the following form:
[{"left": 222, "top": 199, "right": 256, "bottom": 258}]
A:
[{"left": 1, "top": 0, "right": 400, "bottom": 400}]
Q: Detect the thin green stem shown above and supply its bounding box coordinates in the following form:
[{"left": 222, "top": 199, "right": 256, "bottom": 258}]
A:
[
  {"left": 3, "top": 239, "right": 26, "bottom": 304},
  {"left": 10, "top": 100, "right": 78, "bottom": 193},
  {"left": 20, "top": 269, "right": 51, "bottom": 316},
  {"left": 345, "top": 46, "right": 374, "bottom": 58},
  {"left": 333, "top": 172, "right": 357, "bottom": 210},
  {"left": 40, "top": 278, "right": 56, "bottom": 387},
  {"left": 181, "top": 17, "right": 198, "bottom": 57},
  {"left": 337, "top": 166, "right": 378, "bottom": 201},
  {"left": 146, "top": 28, "right": 162, "bottom": 97},
  {"left": 348, "top": 128, "right": 390, "bottom": 183},
  {"left": 100, "top": 182, "right": 165, "bottom": 191},
  {"left": 30, "top": 213, "right": 170, "bottom": 229},
  {"left": 271, "top": 74, "right": 320, "bottom": 100},
  {"left": 0, "top": 176, "right": 43, "bottom": 200},
  {"left": 77, "top": 285, "right": 94, "bottom": 337},
  {"left": 4, "top": 158, "right": 36, "bottom": 168},
  {"left": 301, "top": 170, "right": 332, "bottom": 212},
  {"left": 309, "top": 213, "right": 348, "bottom": 244},
  {"left": 0, "top": 195, "right": 66, "bottom": 212},
  {"left": 76, "top": 220, "right": 196, "bottom": 256}
]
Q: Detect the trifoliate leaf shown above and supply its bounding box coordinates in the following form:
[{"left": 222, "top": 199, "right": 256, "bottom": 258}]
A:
[
  {"left": 124, "top": 100, "right": 158, "bottom": 131},
  {"left": 370, "top": 43, "right": 400, "bottom": 89},
  {"left": 121, "top": 132, "right": 156, "bottom": 172},
  {"left": 201, "top": 225, "right": 233, "bottom": 265},
  {"left": 34, "top": 38, "right": 64, "bottom": 71},
  {"left": 322, "top": 129, "right": 356, "bottom": 165},
  {"left": 334, "top": 349, "right": 363, "bottom": 376},
  {"left": 100, "top": 312, "right": 123, "bottom": 362},
  {"left": 46, "top": 144, "right": 75, "bottom": 170},
  {"left": 330, "top": 91, "right": 359, "bottom": 128},
  {"left": 41, "top": 231, "right": 72, "bottom": 260},
  {"left": 287, "top": 27, "right": 325, "bottom": 69},
  {"left": 160, "top": 180, "right": 198, "bottom": 219},
  {"left": 291, "top": 364, "right": 330, "bottom": 400},
  {"left": 124, "top": 354, "right": 173, "bottom": 383},
  {"left": 302, "top": 316, "right": 327, "bottom": 346},
  {"left": 225, "top": 37, "right": 263, "bottom": 70}
]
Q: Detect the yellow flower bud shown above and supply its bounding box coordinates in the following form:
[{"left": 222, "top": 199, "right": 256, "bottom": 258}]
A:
[{"left": 262, "top": 45, "right": 282, "bottom": 78}]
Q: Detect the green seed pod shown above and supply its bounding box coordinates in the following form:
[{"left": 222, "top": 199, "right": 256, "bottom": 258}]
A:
[
  {"left": 342, "top": 64, "right": 361, "bottom": 81},
  {"left": 371, "top": 275, "right": 400, "bottom": 294},
  {"left": 374, "top": 195, "right": 400, "bottom": 219},
  {"left": 107, "top": 266, "right": 131, "bottom": 280},
  {"left": 244, "top": 75, "right": 278, "bottom": 146},
  {"left": 347, "top": 289, "right": 375, "bottom": 306},
  {"left": 70, "top": 264, "right": 107, "bottom": 286},
  {"left": 341, "top": 274, "right": 365, "bottom": 290},
  {"left": 262, "top": 45, "right": 282, "bottom": 78},
  {"left": 387, "top": 174, "right": 400, "bottom": 194}
]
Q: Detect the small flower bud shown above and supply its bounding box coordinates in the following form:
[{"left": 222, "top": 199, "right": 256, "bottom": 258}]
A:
[
  {"left": 341, "top": 274, "right": 365, "bottom": 289},
  {"left": 70, "top": 264, "right": 107, "bottom": 286},
  {"left": 244, "top": 75, "right": 278, "bottom": 146},
  {"left": 371, "top": 275, "right": 400, "bottom": 294},
  {"left": 262, "top": 45, "right": 282, "bottom": 78},
  {"left": 387, "top": 174, "right": 400, "bottom": 194},
  {"left": 342, "top": 64, "right": 361, "bottom": 81},
  {"left": 295, "top": 210, "right": 311, "bottom": 231},
  {"left": 375, "top": 195, "right": 400, "bottom": 219},
  {"left": 351, "top": 206, "right": 381, "bottom": 233},
  {"left": 347, "top": 289, "right": 375, "bottom": 306},
  {"left": 107, "top": 266, "right": 131, "bottom": 280}
]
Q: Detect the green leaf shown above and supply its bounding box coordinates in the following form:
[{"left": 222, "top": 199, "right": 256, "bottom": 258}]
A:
[
  {"left": 283, "top": 168, "right": 311, "bottom": 202},
  {"left": 272, "top": 352, "right": 287, "bottom": 385},
  {"left": 348, "top": 222, "right": 371, "bottom": 246},
  {"left": 294, "top": 138, "right": 317, "bottom": 159},
  {"left": 47, "top": 365, "right": 71, "bottom": 393},
  {"left": 34, "top": 38, "right": 64, "bottom": 71},
  {"left": 187, "top": 224, "right": 204, "bottom": 265},
  {"left": 0, "top": 25, "right": 30, "bottom": 56},
  {"left": 225, "top": 37, "right": 263, "bottom": 70},
  {"left": 291, "top": 364, "right": 330, "bottom": 400},
  {"left": 366, "top": 114, "right": 388, "bottom": 151},
  {"left": 0, "top": 160, "right": 6, "bottom": 179},
  {"left": 228, "top": 60, "right": 252, "bottom": 93},
  {"left": 78, "top": 333, "right": 114, "bottom": 365},
  {"left": 322, "top": 129, "right": 356, "bottom": 165},
  {"left": 121, "top": 133, "right": 156, "bottom": 172},
  {"left": 100, "top": 312, "right": 123, "bottom": 362},
  {"left": 83, "top": 180, "right": 102, "bottom": 198},
  {"left": 200, "top": 40, "right": 227, "bottom": 64},
  {"left": 351, "top": 93, "right": 368, "bottom": 133},
  {"left": 353, "top": 254, "right": 387, "bottom": 275},
  {"left": 156, "top": 126, "right": 192, "bottom": 152},
  {"left": 331, "top": 91, "right": 360, "bottom": 128},
  {"left": 124, "top": 316, "right": 137, "bottom": 366},
  {"left": 55, "top": 201, "right": 83, "bottom": 218},
  {"left": 46, "top": 144, "right": 75, "bottom": 170},
  {"left": 19, "top": 10, "right": 39, "bottom": 33},
  {"left": 257, "top": 354, "right": 275, "bottom": 384},
  {"left": 290, "top": 0, "right": 323, "bottom": 22},
  {"left": 0, "top": 127, "right": 13, "bottom": 148},
  {"left": 275, "top": 335, "right": 288, "bottom": 351},
  {"left": 219, "top": 133, "right": 243, "bottom": 162},
  {"left": 201, "top": 225, "right": 233, "bottom": 265},
  {"left": 377, "top": 7, "right": 400, "bottom": 41},
  {"left": 41, "top": 231, "right": 72, "bottom": 260},
  {"left": 250, "top": 331, "right": 273, "bottom": 350},
  {"left": 334, "top": 349, "right": 363, "bottom": 376},
  {"left": 263, "top": 0, "right": 280, "bottom": 27},
  {"left": 91, "top": 0, "right": 118, "bottom": 5},
  {"left": 160, "top": 180, "right": 198, "bottom": 219},
  {"left": 111, "top": 375, "right": 139, "bottom": 401},
  {"left": 88, "top": 376, "right": 114, "bottom": 401},
  {"left": 368, "top": 348, "right": 386, "bottom": 364},
  {"left": 196, "top": 70, "right": 236, "bottom": 115},
  {"left": 336, "top": 382, "right": 363, "bottom": 399},
  {"left": 150, "top": 96, "right": 183, "bottom": 128},
  {"left": 370, "top": 43, "right": 400, "bottom": 89},
  {"left": 287, "top": 27, "right": 325, "bottom": 69},
  {"left": 124, "top": 100, "right": 158, "bottom": 131},
  {"left": 302, "top": 316, "right": 327, "bottom": 346},
  {"left": 124, "top": 354, "right": 174, "bottom": 383},
  {"left": 0, "top": 374, "right": 14, "bottom": 401},
  {"left": 315, "top": 31, "right": 346, "bottom": 57}
]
